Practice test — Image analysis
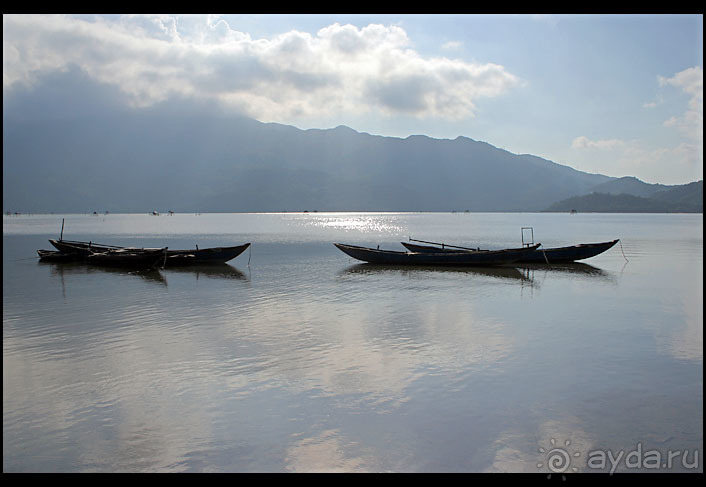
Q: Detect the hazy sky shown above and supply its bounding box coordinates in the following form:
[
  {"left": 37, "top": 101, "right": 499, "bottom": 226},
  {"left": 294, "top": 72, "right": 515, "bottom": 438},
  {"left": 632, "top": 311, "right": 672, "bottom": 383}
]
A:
[{"left": 3, "top": 14, "right": 703, "bottom": 184}]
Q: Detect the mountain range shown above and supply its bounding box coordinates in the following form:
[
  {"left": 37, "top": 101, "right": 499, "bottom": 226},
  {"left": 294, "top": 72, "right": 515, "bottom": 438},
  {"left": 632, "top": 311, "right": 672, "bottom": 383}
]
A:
[
  {"left": 545, "top": 179, "right": 702, "bottom": 213},
  {"left": 3, "top": 93, "right": 702, "bottom": 214}
]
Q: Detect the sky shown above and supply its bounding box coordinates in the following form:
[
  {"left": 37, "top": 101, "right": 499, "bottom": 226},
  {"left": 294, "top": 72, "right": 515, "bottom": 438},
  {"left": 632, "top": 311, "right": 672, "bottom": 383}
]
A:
[{"left": 3, "top": 14, "right": 703, "bottom": 185}]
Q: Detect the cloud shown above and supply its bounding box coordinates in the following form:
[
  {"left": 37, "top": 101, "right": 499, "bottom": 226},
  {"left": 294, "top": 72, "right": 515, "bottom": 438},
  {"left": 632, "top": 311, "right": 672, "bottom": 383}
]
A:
[
  {"left": 570, "top": 67, "right": 703, "bottom": 183},
  {"left": 642, "top": 95, "right": 663, "bottom": 109},
  {"left": 659, "top": 66, "right": 703, "bottom": 103},
  {"left": 3, "top": 15, "right": 519, "bottom": 123},
  {"left": 658, "top": 66, "right": 703, "bottom": 143},
  {"left": 441, "top": 40, "right": 463, "bottom": 50},
  {"left": 570, "top": 135, "right": 701, "bottom": 183},
  {"left": 571, "top": 136, "right": 624, "bottom": 150}
]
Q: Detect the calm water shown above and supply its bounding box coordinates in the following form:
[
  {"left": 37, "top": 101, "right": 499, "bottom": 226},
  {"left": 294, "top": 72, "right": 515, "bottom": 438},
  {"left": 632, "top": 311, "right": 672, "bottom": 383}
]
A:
[{"left": 3, "top": 212, "right": 702, "bottom": 473}]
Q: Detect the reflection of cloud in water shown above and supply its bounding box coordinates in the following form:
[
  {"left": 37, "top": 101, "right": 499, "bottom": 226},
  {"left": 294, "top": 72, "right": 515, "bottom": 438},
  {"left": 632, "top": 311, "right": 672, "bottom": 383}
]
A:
[
  {"left": 654, "top": 269, "right": 703, "bottom": 362},
  {"left": 3, "top": 333, "right": 217, "bottom": 472},
  {"left": 217, "top": 295, "right": 515, "bottom": 410},
  {"left": 285, "top": 429, "right": 378, "bottom": 472},
  {"left": 485, "top": 418, "right": 594, "bottom": 473}
]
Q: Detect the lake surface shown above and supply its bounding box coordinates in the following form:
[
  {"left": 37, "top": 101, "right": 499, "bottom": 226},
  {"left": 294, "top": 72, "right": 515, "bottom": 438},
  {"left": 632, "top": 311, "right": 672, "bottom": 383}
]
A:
[{"left": 3, "top": 212, "right": 702, "bottom": 473}]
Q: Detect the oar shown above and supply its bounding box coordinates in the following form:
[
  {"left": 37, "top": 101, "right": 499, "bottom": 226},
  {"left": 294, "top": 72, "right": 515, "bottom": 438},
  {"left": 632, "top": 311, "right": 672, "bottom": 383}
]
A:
[{"left": 408, "top": 237, "right": 481, "bottom": 251}]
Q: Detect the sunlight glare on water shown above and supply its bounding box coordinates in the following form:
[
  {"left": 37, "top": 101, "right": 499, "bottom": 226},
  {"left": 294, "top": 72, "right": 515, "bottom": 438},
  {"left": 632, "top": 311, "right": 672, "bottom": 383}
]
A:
[{"left": 287, "top": 212, "right": 408, "bottom": 235}]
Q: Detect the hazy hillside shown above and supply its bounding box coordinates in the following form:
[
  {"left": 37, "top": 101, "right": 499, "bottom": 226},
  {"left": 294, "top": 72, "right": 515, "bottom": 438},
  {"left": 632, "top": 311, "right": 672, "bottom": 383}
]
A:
[
  {"left": 544, "top": 181, "right": 703, "bottom": 213},
  {"left": 650, "top": 180, "right": 704, "bottom": 211},
  {"left": 4, "top": 73, "right": 702, "bottom": 214},
  {"left": 3, "top": 101, "right": 615, "bottom": 213},
  {"left": 588, "top": 176, "right": 670, "bottom": 198}
]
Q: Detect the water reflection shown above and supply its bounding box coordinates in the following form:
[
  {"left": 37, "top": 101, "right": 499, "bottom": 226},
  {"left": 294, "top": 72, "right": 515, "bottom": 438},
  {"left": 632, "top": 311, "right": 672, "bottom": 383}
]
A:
[
  {"left": 288, "top": 212, "right": 406, "bottom": 235},
  {"left": 38, "top": 260, "right": 167, "bottom": 285},
  {"left": 38, "top": 261, "right": 250, "bottom": 284},
  {"left": 517, "top": 262, "right": 612, "bottom": 277},
  {"left": 653, "top": 274, "right": 703, "bottom": 362},
  {"left": 4, "top": 214, "right": 701, "bottom": 472},
  {"left": 487, "top": 418, "right": 594, "bottom": 473},
  {"left": 339, "top": 263, "right": 529, "bottom": 282},
  {"left": 285, "top": 429, "right": 377, "bottom": 472},
  {"left": 163, "top": 264, "right": 248, "bottom": 281},
  {"left": 515, "top": 262, "right": 617, "bottom": 289},
  {"left": 339, "top": 262, "right": 616, "bottom": 283}
]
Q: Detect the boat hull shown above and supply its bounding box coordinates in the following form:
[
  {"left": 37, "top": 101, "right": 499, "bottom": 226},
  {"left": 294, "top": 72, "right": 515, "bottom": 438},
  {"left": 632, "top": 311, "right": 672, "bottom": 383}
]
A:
[
  {"left": 165, "top": 244, "right": 250, "bottom": 265},
  {"left": 401, "top": 239, "right": 619, "bottom": 263},
  {"left": 334, "top": 243, "right": 540, "bottom": 266},
  {"left": 49, "top": 239, "right": 250, "bottom": 266},
  {"left": 514, "top": 240, "right": 619, "bottom": 263},
  {"left": 86, "top": 248, "right": 168, "bottom": 269},
  {"left": 39, "top": 246, "right": 167, "bottom": 268},
  {"left": 37, "top": 249, "right": 83, "bottom": 262}
]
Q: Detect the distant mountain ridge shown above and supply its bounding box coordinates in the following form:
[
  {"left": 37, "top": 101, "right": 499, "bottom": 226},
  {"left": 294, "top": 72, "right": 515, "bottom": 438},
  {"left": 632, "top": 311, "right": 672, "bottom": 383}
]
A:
[
  {"left": 588, "top": 176, "right": 671, "bottom": 198},
  {"left": 2, "top": 77, "right": 702, "bottom": 213},
  {"left": 544, "top": 180, "right": 703, "bottom": 213}
]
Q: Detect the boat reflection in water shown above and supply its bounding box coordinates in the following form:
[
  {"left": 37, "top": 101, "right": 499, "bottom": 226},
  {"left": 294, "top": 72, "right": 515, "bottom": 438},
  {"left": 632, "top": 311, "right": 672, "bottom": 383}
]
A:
[
  {"left": 516, "top": 261, "right": 617, "bottom": 287},
  {"left": 517, "top": 261, "right": 612, "bottom": 277},
  {"left": 39, "top": 259, "right": 249, "bottom": 284},
  {"left": 340, "top": 263, "right": 530, "bottom": 282},
  {"left": 38, "top": 259, "right": 168, "bottom": 289},
  {"left": 163, "top": 263, "right": 248, "bottom": 281},
  {"left": 340, "top": 261, "right": 616, "bottom": 290}
]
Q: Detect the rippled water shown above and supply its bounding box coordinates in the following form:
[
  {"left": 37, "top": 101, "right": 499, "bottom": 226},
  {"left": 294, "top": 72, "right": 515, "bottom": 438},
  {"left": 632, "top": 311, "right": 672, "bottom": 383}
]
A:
[{"left": 3, "top": 212, "right": 703, "bottom": 472}]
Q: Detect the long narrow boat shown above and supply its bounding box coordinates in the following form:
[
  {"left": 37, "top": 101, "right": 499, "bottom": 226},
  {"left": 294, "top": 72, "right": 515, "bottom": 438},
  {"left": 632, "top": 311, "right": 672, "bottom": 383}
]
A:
[
  {"left": 48, "top": 239, "right": 250, "bottom": 266},
  {"left": 49, "top": 239, "right": 152, "bottom": 255},
  {"left": 86, "top": 247, "right": 168, "bottom": 268},
  {"left": 164, "top": 244, "right": 250, "bottom": 265},
  {"left": 37, "top": 249, "right": 83, "bottom": 262},
  {"left": 39, "top": 246, "right": 168, "bottom": 268},
  {"left": 401, "top": 239, "right": 619, "bottom": 263},
  {"left": 334, "top": 243, "right": 541, "bottom": 266}
]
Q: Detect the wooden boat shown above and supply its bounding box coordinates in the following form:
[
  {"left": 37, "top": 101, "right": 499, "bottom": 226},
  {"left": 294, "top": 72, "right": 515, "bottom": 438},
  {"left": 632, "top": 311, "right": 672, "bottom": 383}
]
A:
[
  {"left": 48, "top": 239, "right": 131, "bottom": 256},
  {"left": 85, "top": 247, "right": 168, "bottom": 268},
  {"left": 48, "top": 239, "right": 250, "bottom": 266},
  {"left": 401, "top": 239, "right": 619, "bottom": 263},
  {"left": 37, "top": 249, "right": 83, "bottom": 262},
  {"left": 511, "top": 240, "right": 619, "bottom": 263},
  {"left": 39, "top": 245, "right": 167, "bottom": 268},
  {"left": 334, "top": 243, "right": 541, "bottom": 266},
  {"left": 164, "top": 244, "right": 250, "bottom": 266}
]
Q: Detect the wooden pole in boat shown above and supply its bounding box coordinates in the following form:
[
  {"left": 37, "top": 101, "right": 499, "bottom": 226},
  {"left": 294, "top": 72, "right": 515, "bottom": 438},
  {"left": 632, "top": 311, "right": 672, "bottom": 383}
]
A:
[
  {"left": 409, "top": 237, "right": 479, "bottom": 251},
  {"left": 60, "top": 218, "right": 65, "bottom": 241}
]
